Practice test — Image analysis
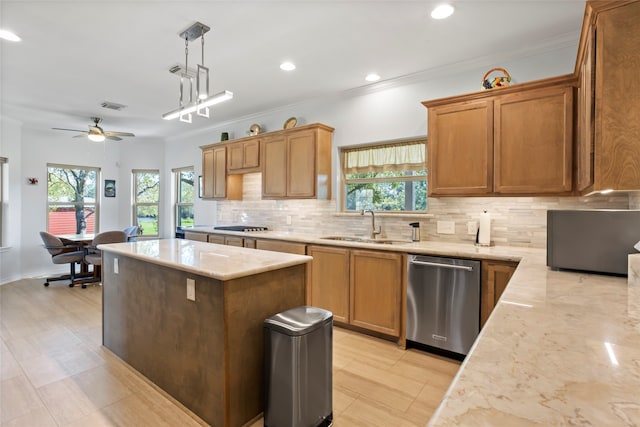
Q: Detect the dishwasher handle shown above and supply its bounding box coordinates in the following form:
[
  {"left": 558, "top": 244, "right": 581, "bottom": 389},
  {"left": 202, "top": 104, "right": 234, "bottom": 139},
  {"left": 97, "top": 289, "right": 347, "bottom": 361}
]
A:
[{"left": 409, "top": 259, "right": 474, "bottom": 271}]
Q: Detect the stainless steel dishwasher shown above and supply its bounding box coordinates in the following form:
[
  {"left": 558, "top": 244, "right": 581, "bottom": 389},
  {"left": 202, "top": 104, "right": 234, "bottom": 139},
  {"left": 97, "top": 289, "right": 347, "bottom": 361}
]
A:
[{"left": 407, "top": 254, "right": 480, "bottom": 357}]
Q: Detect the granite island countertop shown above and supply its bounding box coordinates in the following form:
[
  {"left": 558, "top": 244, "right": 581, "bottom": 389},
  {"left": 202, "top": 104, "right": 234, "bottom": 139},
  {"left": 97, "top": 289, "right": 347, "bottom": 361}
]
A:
[
  {"left": 98, "top": 238, "right": 311, "bottom": 281},
  {"left": 183, "top": 227, "right": 640, "bottom": 424}
]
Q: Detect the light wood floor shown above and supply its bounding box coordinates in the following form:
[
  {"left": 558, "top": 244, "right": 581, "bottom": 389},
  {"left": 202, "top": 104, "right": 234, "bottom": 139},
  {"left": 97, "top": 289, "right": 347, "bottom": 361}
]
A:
[{"left": 0, "top": 278, "right": 459, "bottom": 427}]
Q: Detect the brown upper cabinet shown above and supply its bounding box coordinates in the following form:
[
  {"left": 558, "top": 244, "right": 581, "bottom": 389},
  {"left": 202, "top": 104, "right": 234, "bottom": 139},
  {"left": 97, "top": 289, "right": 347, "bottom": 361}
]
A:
[
  {"left": 423, "top": 75, "right": 576, "bottom": 196},
  {"left": 262, "top": 123, "right": 334, "bottom": 199},
  {"left": 575, "top": 0, "right": 640, "bottom": 194},
  {"left": 227, "top": 138, "right": 261, "bottom": 173},
  {"left": 201, "top": 145, "right": 242, "bottom": 200},
  {"left": 201, "top": 123, "right": 333, "bottom": 200}
]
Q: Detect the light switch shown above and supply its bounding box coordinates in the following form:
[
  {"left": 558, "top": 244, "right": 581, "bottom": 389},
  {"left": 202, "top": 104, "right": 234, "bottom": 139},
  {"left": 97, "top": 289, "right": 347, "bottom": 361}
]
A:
[
  {"left": 187, "top": 278, "right": 196, "bottom": 301},
  {"left": 114, "top": 258, "right": 119, "bottom": 274}
]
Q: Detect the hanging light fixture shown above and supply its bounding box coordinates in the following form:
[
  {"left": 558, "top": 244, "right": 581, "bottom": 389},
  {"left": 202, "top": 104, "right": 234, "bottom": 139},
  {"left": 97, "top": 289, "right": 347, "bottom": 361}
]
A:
[{"left": 162, "top": 22, "right": 233, "bottom": 122}]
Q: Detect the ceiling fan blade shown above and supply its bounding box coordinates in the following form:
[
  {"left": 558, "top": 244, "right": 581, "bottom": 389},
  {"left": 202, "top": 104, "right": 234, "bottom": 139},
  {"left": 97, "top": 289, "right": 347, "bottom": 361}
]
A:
[
  {"left": 106, "top": 135, "right": 123, "bottom": 141},
  {"left": 73, "top": 134, "right": 89, "bottom": 138},
  {"left": 52, "top": 127, "right": 87, "bottom": 132},
  {"left": 104, "top": 131, "right": 135, "bottom": 137}
]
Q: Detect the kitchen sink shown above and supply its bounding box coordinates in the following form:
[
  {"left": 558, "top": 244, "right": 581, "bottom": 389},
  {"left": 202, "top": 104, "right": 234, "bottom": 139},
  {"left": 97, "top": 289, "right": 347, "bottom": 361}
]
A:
[
  {"left": 320, "top": 236, "right": 365, "bottom": 242},
  {"left": 319, "top": 236, "right": 412, "bottom": 245}
]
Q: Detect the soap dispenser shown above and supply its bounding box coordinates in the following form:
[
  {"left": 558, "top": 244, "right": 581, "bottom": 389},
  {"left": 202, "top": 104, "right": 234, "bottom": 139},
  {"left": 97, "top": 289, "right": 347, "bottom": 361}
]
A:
[{"left": 409, "top": 222, "right": 421, "bottom": 242}]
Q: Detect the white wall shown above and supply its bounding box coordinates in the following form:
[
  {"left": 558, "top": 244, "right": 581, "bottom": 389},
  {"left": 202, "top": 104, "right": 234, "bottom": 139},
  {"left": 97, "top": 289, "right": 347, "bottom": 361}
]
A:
[
  {"left": 9, "top": 126, "right": 165, "bottom": 282},
  {"left": 0, "top": 116, "right": 23, "bottom": 283}
]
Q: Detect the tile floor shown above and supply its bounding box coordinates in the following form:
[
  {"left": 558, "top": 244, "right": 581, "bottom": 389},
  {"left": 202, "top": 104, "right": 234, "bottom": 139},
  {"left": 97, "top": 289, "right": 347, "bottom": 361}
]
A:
[{"left": 0, "top": 278, "right": 459, "bottom": 426}]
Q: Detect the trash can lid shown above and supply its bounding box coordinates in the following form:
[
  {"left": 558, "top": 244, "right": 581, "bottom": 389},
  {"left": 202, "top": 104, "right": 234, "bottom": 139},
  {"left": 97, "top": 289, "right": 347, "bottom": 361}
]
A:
[{"left": 264, "top": 306, "right": 333, "bottom": 336}]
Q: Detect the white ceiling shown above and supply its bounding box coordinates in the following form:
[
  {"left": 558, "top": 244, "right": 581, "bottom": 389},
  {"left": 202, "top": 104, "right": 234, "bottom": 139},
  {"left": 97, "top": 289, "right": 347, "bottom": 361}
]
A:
[{"left": 1, "top": 0, "right": 586, "bottom": 141}]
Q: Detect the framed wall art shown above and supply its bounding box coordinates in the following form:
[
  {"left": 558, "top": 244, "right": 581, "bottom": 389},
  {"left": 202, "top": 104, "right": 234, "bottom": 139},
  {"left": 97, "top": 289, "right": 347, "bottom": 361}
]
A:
[{"left": 105, "top": 179, "right": 116, "bottom": 198}]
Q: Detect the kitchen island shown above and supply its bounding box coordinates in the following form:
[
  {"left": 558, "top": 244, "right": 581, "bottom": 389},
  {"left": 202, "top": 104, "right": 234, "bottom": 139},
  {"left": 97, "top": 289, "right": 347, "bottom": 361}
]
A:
[{"left": 98, "top": 238, "right": 311, "bottom": 427}]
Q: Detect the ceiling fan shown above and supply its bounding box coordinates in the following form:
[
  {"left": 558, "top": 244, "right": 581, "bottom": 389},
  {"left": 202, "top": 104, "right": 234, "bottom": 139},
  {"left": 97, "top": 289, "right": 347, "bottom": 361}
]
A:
[{"left": 52, "top": 117, "right": 135, "bottom": 142}]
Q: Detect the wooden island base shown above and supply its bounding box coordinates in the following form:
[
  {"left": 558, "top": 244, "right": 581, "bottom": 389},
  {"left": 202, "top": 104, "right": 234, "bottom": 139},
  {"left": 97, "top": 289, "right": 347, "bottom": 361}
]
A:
[{"left": 101, "top": 251, "right": 306, "bottom": 427}]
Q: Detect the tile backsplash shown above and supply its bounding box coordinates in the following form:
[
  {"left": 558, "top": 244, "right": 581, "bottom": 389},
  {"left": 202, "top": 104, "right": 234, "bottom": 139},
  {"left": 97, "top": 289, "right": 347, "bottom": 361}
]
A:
[{"left": 213, "top": 173, "right": 630, "bottom": 248}]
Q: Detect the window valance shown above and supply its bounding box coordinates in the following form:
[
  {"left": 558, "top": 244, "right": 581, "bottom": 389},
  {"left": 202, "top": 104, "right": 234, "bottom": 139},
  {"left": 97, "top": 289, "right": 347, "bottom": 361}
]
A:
[{"left": 342, "top": 139, "right": 426, "bottom": 174}]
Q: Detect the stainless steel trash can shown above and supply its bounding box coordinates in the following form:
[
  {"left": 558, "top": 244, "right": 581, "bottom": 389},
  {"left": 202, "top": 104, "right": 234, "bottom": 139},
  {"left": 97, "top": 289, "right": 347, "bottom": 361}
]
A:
[{"left": 264, "top": 306, "right": 333, "bottom": 427}]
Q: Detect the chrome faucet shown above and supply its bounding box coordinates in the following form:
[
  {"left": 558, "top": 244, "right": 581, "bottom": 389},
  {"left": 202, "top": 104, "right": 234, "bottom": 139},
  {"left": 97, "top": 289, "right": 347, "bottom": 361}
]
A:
[{"left": 361, "top": 209, "right": 382, "bottom": 239}]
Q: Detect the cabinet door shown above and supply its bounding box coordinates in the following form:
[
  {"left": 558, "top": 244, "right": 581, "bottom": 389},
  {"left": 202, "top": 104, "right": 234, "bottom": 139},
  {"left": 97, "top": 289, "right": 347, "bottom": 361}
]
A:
[
  {"left": 480, "top": 260, "right": 517, "bottom": 327},
  {"left": 184, "top": 231, "right": 207, "bottom": 242},
  {"left": 243, "top": 139, "right": 260, "bottom": 169},
  {"left": 255, "top": 239, "right": 306, "bottom": 255},
  {"left": 350, "top": 250, "right": 402, "bottom": 337},
  {"left": 427, "top": 100, "right": 493, "bottom": 195},
  {"left": 227, "top": 143, "right": 244, "bottom": 171},
  {"left": 212, "top": 146, "right": 227, "bottom": 198},
  {"left": 224, "top": 236, "right": 244, "bottom": 247},
  {"left": 494, "top": 86, "right": 573, "bottom": 194},
  {"left": 307, "top": 245, "right": 350, "bottom": 323},
  {"left": 576, "top": 27, "right": 595, "bottom": 192},
  {"left": 593, "top": 1, "right": 640, "bottom": 191},
  {"left": 202, "top": 147, "right": 215, "bottom": 198},
  {"left": 262, "top": 136, "right": 287, "bottom": 198},
  {"left": 287, "top": 129, "right": 316, "bottom": 198},
  {"left": 207, "top": 234, "right": 225, "bottom": 245}
]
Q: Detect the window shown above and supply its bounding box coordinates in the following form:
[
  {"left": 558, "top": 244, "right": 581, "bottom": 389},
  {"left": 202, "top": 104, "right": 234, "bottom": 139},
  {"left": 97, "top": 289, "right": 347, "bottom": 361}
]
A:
[
  {"left": 47, "top": 164, "right": 100, "bottom": 234},
  {"left": 341, "top": 138, "right": 427, "bottom": 212},
  {"left": 173, "top": 167, "right": 194, "bottom": 229},
  {"left": 133, "top": 169, "right": 160, "bottom": 237}
]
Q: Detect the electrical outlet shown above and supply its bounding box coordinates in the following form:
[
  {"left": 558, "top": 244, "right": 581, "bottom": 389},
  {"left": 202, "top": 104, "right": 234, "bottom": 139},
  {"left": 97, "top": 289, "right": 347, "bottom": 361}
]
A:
[
  {"left": 187, "top": 278, "right": 196, "bottom": 301},
  {"left": 467, "top": 221, "right": 478, "bottom": 235},
  {"left": 113, "top": 258, "right": 119, "bottom": 274},
  {"left": 286, "top": 215, "right": 292, "bottom": 225},
  {"left": 437, "top": 221, "right": 455, "bottom": 234}
]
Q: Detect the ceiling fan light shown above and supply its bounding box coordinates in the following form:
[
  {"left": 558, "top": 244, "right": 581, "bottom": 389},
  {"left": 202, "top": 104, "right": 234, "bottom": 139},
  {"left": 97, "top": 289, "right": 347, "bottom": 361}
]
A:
[{"left": 88, "top": 133, "right": 105, "bottom": 142}]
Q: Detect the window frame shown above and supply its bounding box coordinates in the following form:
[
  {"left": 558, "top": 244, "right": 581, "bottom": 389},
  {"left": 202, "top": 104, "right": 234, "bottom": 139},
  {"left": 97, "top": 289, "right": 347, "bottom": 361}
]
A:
[
  {"left": 173, "top": 166, "right": 195, "bottom": 230},
  {"left": 0, "top": 157, "right": 6, "bottom": 246},
  {"left": 132, "top": 169, "right": 160, "bottom": 238},
  {"left": 339, "top": 137, "right": 427, "bottom": 213},
  {"left": 46, "top": 163, "right": 101, "bottom": 235}
]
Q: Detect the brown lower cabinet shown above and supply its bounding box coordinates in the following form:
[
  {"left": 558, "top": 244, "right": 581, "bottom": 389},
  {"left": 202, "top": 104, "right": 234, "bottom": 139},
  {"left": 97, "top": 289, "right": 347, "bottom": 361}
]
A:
[
  {"left": 255, "top": 239, "right": 307, "bottom": 255},
  {"left": 481, "top": 260, "right": 518, "bottom": 327},
  {"left": 307, "top": 245, "right": 403, "bottom": 338},
  {"left": 307, "top": 246, "right": 350, "bottom": 323}
]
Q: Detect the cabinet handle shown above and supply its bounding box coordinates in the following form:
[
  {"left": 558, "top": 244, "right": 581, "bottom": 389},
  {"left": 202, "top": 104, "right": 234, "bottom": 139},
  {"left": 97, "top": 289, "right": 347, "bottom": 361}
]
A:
[{"left": 409, "top": 260, "right": 473, "bottom": 271}]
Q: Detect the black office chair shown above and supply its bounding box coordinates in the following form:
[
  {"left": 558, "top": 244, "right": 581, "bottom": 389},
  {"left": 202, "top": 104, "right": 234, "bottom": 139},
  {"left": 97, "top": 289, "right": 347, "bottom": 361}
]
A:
[
  {"left": 39, "top": 231, "right": 86, "bottom": 287},
  {"left": 83, "top": 230, "right": 128, "bottom": 285}
]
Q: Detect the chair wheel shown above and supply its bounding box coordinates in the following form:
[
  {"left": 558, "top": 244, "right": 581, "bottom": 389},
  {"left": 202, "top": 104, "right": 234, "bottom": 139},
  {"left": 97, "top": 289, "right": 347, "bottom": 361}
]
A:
[
  {"left": 44, "top": 282, "right": 49, "bottom": 287},
  {"left": 81, "top": 285, "right": 87, "bottom": 289},
  {"left": 69, "top": 283, "right": 74, "bottom": 287}
]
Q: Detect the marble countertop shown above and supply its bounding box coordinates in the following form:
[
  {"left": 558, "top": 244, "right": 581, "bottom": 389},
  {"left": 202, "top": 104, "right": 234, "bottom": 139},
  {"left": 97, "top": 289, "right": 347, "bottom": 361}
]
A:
[
  {"left": 183, "top": 226, "right": 527, "bottom": 262},
  {"left": 186, "top": 227, "right": 640, "bottom": 424},
  {"left": 98, "top": 238, "right": 311, "bottom": 281}
]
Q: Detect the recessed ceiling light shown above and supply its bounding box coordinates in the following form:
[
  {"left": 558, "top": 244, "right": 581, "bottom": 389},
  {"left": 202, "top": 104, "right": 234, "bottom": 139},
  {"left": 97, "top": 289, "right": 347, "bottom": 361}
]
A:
[
  {"left": 365, "top": 73, "right": 380, "bottom": 82},
  {"left": 0, "top": 29, "right": 21, "bottom": 42},
  {"left": 280, "top": 62, "right": 296, "bottom": 71},
  {"left": 431, "top": 4, "right": 455, "bottom": 20}
]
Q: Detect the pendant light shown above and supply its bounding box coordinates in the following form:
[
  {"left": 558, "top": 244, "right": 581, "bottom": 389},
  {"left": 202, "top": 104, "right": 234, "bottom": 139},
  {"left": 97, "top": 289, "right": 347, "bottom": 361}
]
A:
[{"left": 162, "top": 22, "right": 233, "bottom": 122}]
